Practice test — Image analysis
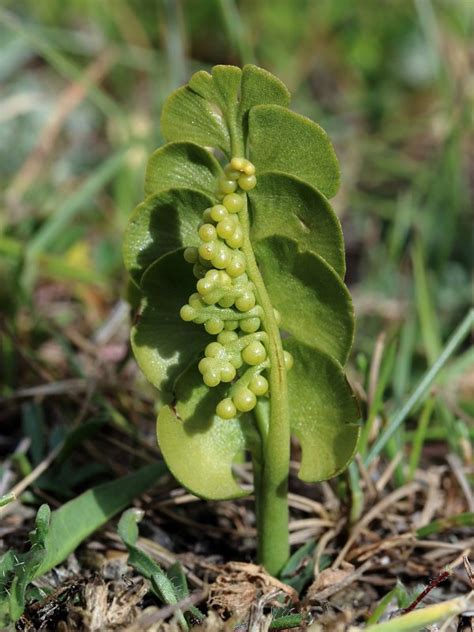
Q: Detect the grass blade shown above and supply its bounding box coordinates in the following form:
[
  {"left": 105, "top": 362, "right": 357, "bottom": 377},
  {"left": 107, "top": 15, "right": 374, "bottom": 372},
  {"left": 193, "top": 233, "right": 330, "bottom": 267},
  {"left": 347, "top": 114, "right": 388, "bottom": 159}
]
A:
[
  {"left": 362, "top": 593, "right": 472, "bottom": 631},
  {"left": 365, "top": 309, "right": 473, "bottom": 465},
  {"left": 0, "top": 492, "right": 15, "bottom": 508},
  {"left": 407, "top": 397, "right": 434, "bottom": 480},
  {"left": 118, "top": 508, "right": 189, "bottom": 630},
  {"left": 27, "top": 150, "right": 128, "bottom": 258},
  {"left": 416, "top": 511, "right": 474, "bottom": 538}
]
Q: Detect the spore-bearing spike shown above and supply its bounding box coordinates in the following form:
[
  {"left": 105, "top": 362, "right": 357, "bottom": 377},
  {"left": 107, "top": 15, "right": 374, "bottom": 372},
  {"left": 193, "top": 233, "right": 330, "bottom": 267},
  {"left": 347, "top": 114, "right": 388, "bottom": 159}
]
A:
[{"left": 180, "top": 157, "right": 293, "bottom": 418}]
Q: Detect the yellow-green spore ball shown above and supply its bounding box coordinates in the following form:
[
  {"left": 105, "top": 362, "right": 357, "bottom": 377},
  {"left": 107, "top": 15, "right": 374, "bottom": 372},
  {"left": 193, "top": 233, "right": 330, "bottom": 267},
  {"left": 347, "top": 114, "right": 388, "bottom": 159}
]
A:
[
  {"left": 217, "top": 271, "right": 232, "bottom": 285},
  {"left": 226, "top": 226, "right": 244, "bottom": 249},
  {"left": 220, "top": 363, "right": 236, "bottom": 383},
  {"left": 206, "top": 269, "right": 220, "bottom": 282},
  {"left": 224, "top": 165, "right": 241, "bottom": 181},
  {"left": 273, "top": 308, "right": 282, "bottom": 326},
  {"left": 179, "top": 305, "right": 195, "bottom": 322},
  {"left": 188, "top": 292, "right": 204, "bottom": 308},
  {"left": 233, "top": 387, "right": 257, "bottom": 412},
  {"left": 238, "top": 174, "right": 256, "bottom": 191},
  {"left": 198, "top": 223, "right": 217, "bottom": 242},
  {"left": 242, "top": 341, "right": 267, "bottom": 365},
  {"left": 283, "top": 350, "right": 294, "bottom": 370},
  {"left": 203, "top": 368, "right": 221, "bottom": 387},
  {"left": 202, "top": 291, "right": 220, "bottom": 306},
  {"left": 230, "top": 157, "right": 246, "bottom": 171},
  {"left": 229, "top": 355, "right": 243, "bottom": 370},
  {"left": 204, "top": 318, "right": 224, "bottom": 335},
  {"left": 240, "top": 317, "right": 261, "bottom": 333},
  {"left": 218, "top": 177, "right": 237, "bottom": 194},
  {"left": 183, "top": 247, "right": 198, "bottom": 263},
  {"left": 235, "top": 291, "right": 256, "bottom": 312},
  {"left": 192, "top": 263, "right": 207, "bottom": 278},
  {"left": 205, "top": 341, "right": 224, "bottom": 358},
  {"left": 202, "top": 207, "right": 213, "bottom": 222},
  {"left": 224, "top": 320, "right": 239, "bottom": 331},
  {"left": 226, "top": 255, "right": 246, "bottom": 278},
  {"left": 217, "top": 294, "right": 234, "bottom": 308},
  {"left": 216, "top": 398, "right": 236, "bottom": 420},
  {"left": 217, "top": 332, "right": 237, "bottom": 347},
  {"left": 198, "top": 255, "right": 212, "bottom": 267},
  {"left": 210, "top": 204, "right": 228, "bottom": 222},
  {"left": 242, "top": 161, "right": 256, "bottom": 176},
  {"left": 216, "top": 217, "right": 235, "bottom": 240},
  {"left": 198, "top": 357, "right": 214, "bottom": 374},
  {"left": 198, "top": 241, "right": 216, "bottom": 261},
  {"left": 223, "top": 193, "right": 243, "bottom": 214},
  {"left": 212, "top": 247, "right": 232, "bottom": 270},
  {"left": 196, "top": 277, "right": 213, "bottom": 296},
  {"left": 249, "top": 374, "right": 268, "bottom": 396}
]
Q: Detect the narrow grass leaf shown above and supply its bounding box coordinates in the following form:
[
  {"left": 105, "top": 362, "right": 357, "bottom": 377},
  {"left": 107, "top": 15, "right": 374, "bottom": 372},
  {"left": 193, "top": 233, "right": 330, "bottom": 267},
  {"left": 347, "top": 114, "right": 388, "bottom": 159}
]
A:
[
  {"left": 407, "top": 398, "right": 434, "bottom": 480},
  {"left": 416, "top": 511, "right": 474, "bottom": 538},
  {"left": 0, "top": 492, "right": 15, "bottom": 508},
  {"left": 118, "top": 508, "right": 188, "bottom": 630},
  {"left": 363, "top": 594, "right": 472, "bottom": 631},
  {"left": 366, "top": 581, "right": 409, "bottom": 625},
  {"left": 27, "top": 150, "right": 127, "bottom": 258},
  {"left": 365, "top": 309, "right": 474, "bottom": 464}
]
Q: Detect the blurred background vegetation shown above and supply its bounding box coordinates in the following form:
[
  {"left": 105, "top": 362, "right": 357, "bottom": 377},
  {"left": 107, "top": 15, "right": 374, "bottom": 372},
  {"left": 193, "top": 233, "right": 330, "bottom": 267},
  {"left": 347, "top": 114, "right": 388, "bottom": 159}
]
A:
[{"left": 0, "top": 0, "right": 472, "bottom": 486}]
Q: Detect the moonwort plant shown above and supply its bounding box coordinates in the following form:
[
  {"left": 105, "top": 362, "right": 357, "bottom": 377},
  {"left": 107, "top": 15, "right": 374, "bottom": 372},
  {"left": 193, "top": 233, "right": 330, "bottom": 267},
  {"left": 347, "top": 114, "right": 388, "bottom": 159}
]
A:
[{"left": 123, "top": 65, "right": 359, "bottom": 576}]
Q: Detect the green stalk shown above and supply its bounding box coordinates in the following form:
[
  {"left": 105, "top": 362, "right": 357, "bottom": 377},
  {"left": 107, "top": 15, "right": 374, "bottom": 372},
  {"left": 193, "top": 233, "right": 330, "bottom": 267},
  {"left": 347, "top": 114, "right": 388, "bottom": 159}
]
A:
[{"left": 240, "top": 197, "right": 290, "bottom": 575}]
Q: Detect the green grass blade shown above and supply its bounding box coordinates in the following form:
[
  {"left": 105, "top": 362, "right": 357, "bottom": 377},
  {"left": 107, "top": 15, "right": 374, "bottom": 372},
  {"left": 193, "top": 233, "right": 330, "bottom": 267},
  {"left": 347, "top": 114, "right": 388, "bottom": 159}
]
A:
[
  {"left": 413, "top": 239, "right": 441, "bottom": 364},
  {"left": 365, "top": 309, "right": 474, "bottom": 465},
  {"left": 27, "top": 150, "right": 128, "bottom": 258},
  {"left": 407, "top": 398, "right": 434, "bottom": 480},
  {"left": 0, "top": 8, "right": 128, "bottom": 129},
  {"left": 118, "top": 508, "right": 188, "bottom": 630},
  {"left": 0, "top": 492, "right": 15, "bottom": 508},
  {"left": 363, "top": 593, "right": 472, "bottom": 631},
  {"left": 416, "top": 511, "right": 474, "bottom": 538},
  {"left": 160, "top": 0, "right": 187, "bottom": 90},
  {"left": 216, "top": 0, "right": 255, "bottom": 64},
  {"left": 348, "top": 460, "right": 364, "bottom": 524},
  {"left": 366, "top": 581, "right": 410, "bottom": 625}
]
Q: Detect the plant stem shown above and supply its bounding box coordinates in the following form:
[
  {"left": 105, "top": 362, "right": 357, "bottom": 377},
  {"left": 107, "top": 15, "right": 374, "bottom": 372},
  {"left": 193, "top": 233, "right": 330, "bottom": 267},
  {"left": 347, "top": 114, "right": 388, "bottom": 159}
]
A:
[{"left": 240, "top": 197, "right": 290, "bottom": 575}]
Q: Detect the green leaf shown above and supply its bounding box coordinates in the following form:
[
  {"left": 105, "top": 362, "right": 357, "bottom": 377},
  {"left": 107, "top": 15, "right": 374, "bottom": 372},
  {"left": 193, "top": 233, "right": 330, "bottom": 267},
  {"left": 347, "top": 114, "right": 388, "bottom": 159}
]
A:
[
  {"left": 249, "top": 105, "right": 340, "bottom": 199},
  {"left": 145, "top": 142, "right": 222, "bottom": 198},
  {"left": 161, "top": 84, "right": 231, "bottom": 154},
  {"left": 249, "top": 172, "right": 345, "bottom": 277},
  {"left": 0, "top": 492, "right": 15, "bottom": 508},
  {"left": 118, "top": 508, "right": 188, "bottom": 631},
  {"left": 157, "top": 364, "right": 259, "bottom": 500},
  {"left": 123, "top": 188, "right": 213, "bottom": 286},
  {"left": 1, "top": 464, "right": 165, "bottom": 624},
  {"left": 256, "top": 236, "right": 354, "bottom": 364},
  {"left": 131, "top": 250, "right": 211, "bottom": 393},
  {"left": 30, "top": 504, "right": 51, "bottom": 547},
  {"left": 33, "top": 462, "right": 166, "bottom": 579},
  {"left": 279, "top": 540, "right": 316, "bottom": 594},
  {"left": 160, "top": 65, "right": 292, "bottom": 157},
  {"left": 239, "top": 65, "right": 290, "bottom": 122},
  {"left": 167, "top": 562, "right": 189, "bottom": 600},
  {"left": 284, "top": 338, "right": 359, "bottom": 482},
  {"left": 8, "top": 505, "right": 51, "bottom": 621},
  {"left": 189, "top": 65, "right": 242, "bottom": 113}
]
